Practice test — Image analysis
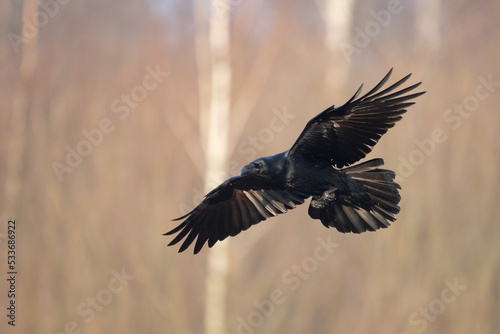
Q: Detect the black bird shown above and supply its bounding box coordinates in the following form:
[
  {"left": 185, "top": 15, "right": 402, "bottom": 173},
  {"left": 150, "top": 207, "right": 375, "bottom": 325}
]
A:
[{"left": 165, "top": 69, "right": 425, "bottom": 254}]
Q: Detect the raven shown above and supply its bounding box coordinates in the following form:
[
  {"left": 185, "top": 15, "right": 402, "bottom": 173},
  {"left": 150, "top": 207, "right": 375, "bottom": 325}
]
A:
[{"left": 166, "top": 69, "right": 425, "bottom": 254}]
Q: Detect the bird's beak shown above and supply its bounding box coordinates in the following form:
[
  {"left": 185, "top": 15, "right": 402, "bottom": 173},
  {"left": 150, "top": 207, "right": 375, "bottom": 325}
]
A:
[{"left": 240, "top": 165, "right": 256, "bottom": 176}]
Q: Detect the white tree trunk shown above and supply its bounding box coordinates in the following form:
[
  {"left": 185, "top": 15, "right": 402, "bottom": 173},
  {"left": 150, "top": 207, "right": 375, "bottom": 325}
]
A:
[
  {"left": 414, "top": 0, "right": 441, "bottom": 54},
  {"left": 320, "top": 0, "right": 356, "bottom": 88},
  {"left": 2, "top": 0, "right": 37, "bottom": 222},
  {"left": 197, "top": 1, "right": 231, "bottom": 334}
]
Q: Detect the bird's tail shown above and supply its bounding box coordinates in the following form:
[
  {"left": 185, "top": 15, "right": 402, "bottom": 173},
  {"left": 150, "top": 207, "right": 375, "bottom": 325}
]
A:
[{"left": 308, "top": 158, "right": 401, "bottom": 233}]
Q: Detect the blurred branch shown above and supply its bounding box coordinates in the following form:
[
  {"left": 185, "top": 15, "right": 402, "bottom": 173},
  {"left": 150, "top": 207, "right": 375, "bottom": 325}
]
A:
[
  {"left": 164, "top": 110, "right": 205, "bottom": 177},
  {"left": 228, "top": 8, "right": 286, "bottom": 156},
  {"left": 19, "top": 0, "right": 39, "bottom": 79},
  {"left": 2, "top": 0, "right": 38, "bottom": 220}
]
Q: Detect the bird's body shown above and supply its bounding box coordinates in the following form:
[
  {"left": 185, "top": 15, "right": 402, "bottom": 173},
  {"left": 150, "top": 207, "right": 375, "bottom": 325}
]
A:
[{"left": 166, "top": 69, "right": 425, "bottom": 254}]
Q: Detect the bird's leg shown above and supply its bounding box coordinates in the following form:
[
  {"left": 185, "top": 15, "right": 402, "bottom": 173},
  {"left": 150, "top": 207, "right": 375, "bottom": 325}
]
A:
[
  {"left": 321, "top": 187, "right": 337, "bottom": 201},
  {"left": 311, "top": 187, "right": 337, "bottom": 208}
]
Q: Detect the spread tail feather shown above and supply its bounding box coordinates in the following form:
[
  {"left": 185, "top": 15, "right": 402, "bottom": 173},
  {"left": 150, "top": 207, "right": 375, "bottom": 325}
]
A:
[{"left": 308, "top": 159, "right": 401, "bottom": 233}]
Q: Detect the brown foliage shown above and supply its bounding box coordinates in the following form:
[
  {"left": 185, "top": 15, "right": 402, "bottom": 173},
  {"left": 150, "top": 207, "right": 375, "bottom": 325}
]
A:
[{"left": 0, "top": 1, "right": 499, "bottom": 333}]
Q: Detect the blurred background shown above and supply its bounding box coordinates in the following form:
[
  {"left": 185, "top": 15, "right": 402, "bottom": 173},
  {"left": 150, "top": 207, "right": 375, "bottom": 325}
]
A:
[{"left": 1, "top": 0, "right": 499, "bottom": 333}]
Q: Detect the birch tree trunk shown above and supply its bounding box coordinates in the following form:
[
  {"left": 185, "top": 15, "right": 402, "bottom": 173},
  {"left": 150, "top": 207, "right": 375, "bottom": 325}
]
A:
[
  {"left": 2, "top": 0, "right": 37, "bottom": 221},
  {"left": 414, "top": 0, "right": 441, "bottom": 55},
  {"left": 195, "top": 1, "right": 232, "bottom": 333},
  {"left": 321, "top": 0, "right": 356, "bottom": 89}
]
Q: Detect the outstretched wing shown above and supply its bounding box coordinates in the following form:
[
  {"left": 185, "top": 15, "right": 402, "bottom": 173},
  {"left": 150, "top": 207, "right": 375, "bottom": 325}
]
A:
[
  {"left": 288, "top": 69, "right": 425, "bottom": 168},
  {"left": 165, "top": 175, "right": 308, "bottom": 254}
]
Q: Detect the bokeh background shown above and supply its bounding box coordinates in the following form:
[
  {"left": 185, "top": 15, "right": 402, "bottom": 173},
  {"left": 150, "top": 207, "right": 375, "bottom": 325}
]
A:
[{"left": 1, "top": 0, "right": 499, "bottom": 333}]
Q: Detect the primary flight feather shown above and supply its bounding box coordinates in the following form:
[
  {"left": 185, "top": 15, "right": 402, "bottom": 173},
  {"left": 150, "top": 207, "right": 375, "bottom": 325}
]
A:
[{"left": 165, "top": 69, "right": 425, "bottom": 254}]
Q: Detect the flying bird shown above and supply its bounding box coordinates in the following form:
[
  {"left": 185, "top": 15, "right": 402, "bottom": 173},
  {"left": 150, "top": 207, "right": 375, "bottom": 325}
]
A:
[{"left": 165, "top": 69, "right": 425, "bottom": 254}]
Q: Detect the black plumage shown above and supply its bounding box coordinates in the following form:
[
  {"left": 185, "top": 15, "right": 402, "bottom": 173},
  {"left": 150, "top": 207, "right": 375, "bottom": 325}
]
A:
[{"left": 165, "top": 69, "right": 425, "bottom": 254}]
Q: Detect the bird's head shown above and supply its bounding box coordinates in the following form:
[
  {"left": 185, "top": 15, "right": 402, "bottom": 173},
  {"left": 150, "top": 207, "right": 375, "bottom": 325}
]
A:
[{"left": 240, "top": 158, "right": 268, "bottom": 176}]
